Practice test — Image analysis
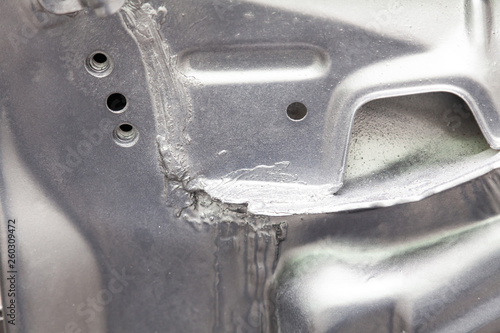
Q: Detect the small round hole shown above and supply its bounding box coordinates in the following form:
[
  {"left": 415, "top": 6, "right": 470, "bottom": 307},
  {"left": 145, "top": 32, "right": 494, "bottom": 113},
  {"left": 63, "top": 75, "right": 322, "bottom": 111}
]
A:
[
  {"left": 113, "top": 123, "right": 139, "bottom": 147},
  {"left": 85, "top": 51, "right": 113, "bottom": 77},
  {"left": 119, "top": 124, "right": 133, "bottom": 132},
  {"left": 93, "top": 53, "right": 107, "bottom": 64},
  {"left": 287, "top": 102, "right": 308, "bottom": 121},
  {"left": 107, "top": 93, "right": 127, "bottom": 112}
]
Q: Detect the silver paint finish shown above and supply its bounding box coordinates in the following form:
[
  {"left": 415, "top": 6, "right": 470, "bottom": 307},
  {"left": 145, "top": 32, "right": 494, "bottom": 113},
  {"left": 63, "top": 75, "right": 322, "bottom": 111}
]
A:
[
  {"left": 2, "top": 1, "right": 500, "bottom": 333},
  {"left": 38, "top": 0, "right": 125, "bottom": 17},
  {"left": 131, "top": 0, "right": 500, "bottom": 215}
]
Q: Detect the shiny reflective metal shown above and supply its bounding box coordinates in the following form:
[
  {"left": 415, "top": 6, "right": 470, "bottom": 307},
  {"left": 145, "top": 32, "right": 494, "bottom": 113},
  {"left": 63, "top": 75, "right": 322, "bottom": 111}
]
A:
[
  {"left": 2, "top": 1, "right": 500, "bottom": 333},
  {"left": 38, "top": 0, "right": 125, "bottom": 17},
  {"left": 128, "top": 0, "right": 500, "bottom": 215}
]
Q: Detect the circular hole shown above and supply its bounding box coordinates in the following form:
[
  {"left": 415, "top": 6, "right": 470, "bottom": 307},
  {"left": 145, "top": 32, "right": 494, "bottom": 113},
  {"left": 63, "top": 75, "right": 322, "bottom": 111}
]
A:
[
  {"left": 107, "top": 93, "right": 127, "bottom": 112},
  {"left": 119, "top": 123, "right": 133, "bottom": 132},
  {"left": 93, "top": 53, "right": 107, "bottom": 64},
  {"left": 113, "top": 123, "right": 139, "bottom": 147},
  {"left": 286, "top": 102, "right": 308, "bottom": 121},
  {"left": 85, "top": 51, "right": 113, "bottom": 77}
]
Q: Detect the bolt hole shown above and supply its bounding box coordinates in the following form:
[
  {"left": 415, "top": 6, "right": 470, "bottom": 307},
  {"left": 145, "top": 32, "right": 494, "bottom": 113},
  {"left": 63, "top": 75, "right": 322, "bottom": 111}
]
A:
[
  {"left": 107, "top": 93, "right": 127, "bottom": 112},
  {"left": 119, "top": 123, "right": 133, "bottom": 132},
  {"left": 93, "top": 53, "right": 107, "bottom": 64},
  {"left": 113, "top": 123, "right": 139, "bottom": 147},
  {"left": 287, "top": 102, "right": 308, "bottom": 121},
  {"left": 85, "top": 51, "right": 113, "bottom": 77}
]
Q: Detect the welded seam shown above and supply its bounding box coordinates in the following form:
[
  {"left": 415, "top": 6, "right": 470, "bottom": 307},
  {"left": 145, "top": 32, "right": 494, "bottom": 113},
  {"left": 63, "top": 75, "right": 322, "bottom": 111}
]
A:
[{"left": 120, "top": 2, "right": 194, "bottom": 205}]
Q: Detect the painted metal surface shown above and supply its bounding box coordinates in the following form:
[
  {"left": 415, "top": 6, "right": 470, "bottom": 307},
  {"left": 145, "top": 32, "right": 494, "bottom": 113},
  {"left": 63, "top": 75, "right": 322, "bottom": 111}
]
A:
[{"left": 2, "top": 1, "right": 500, "bottom": 332}]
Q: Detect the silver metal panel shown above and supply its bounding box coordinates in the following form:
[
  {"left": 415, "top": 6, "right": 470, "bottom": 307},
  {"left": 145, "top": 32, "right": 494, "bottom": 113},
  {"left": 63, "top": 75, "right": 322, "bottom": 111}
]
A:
[{"left": 2, "top": 1, "right": 500, "bottom": 333}]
